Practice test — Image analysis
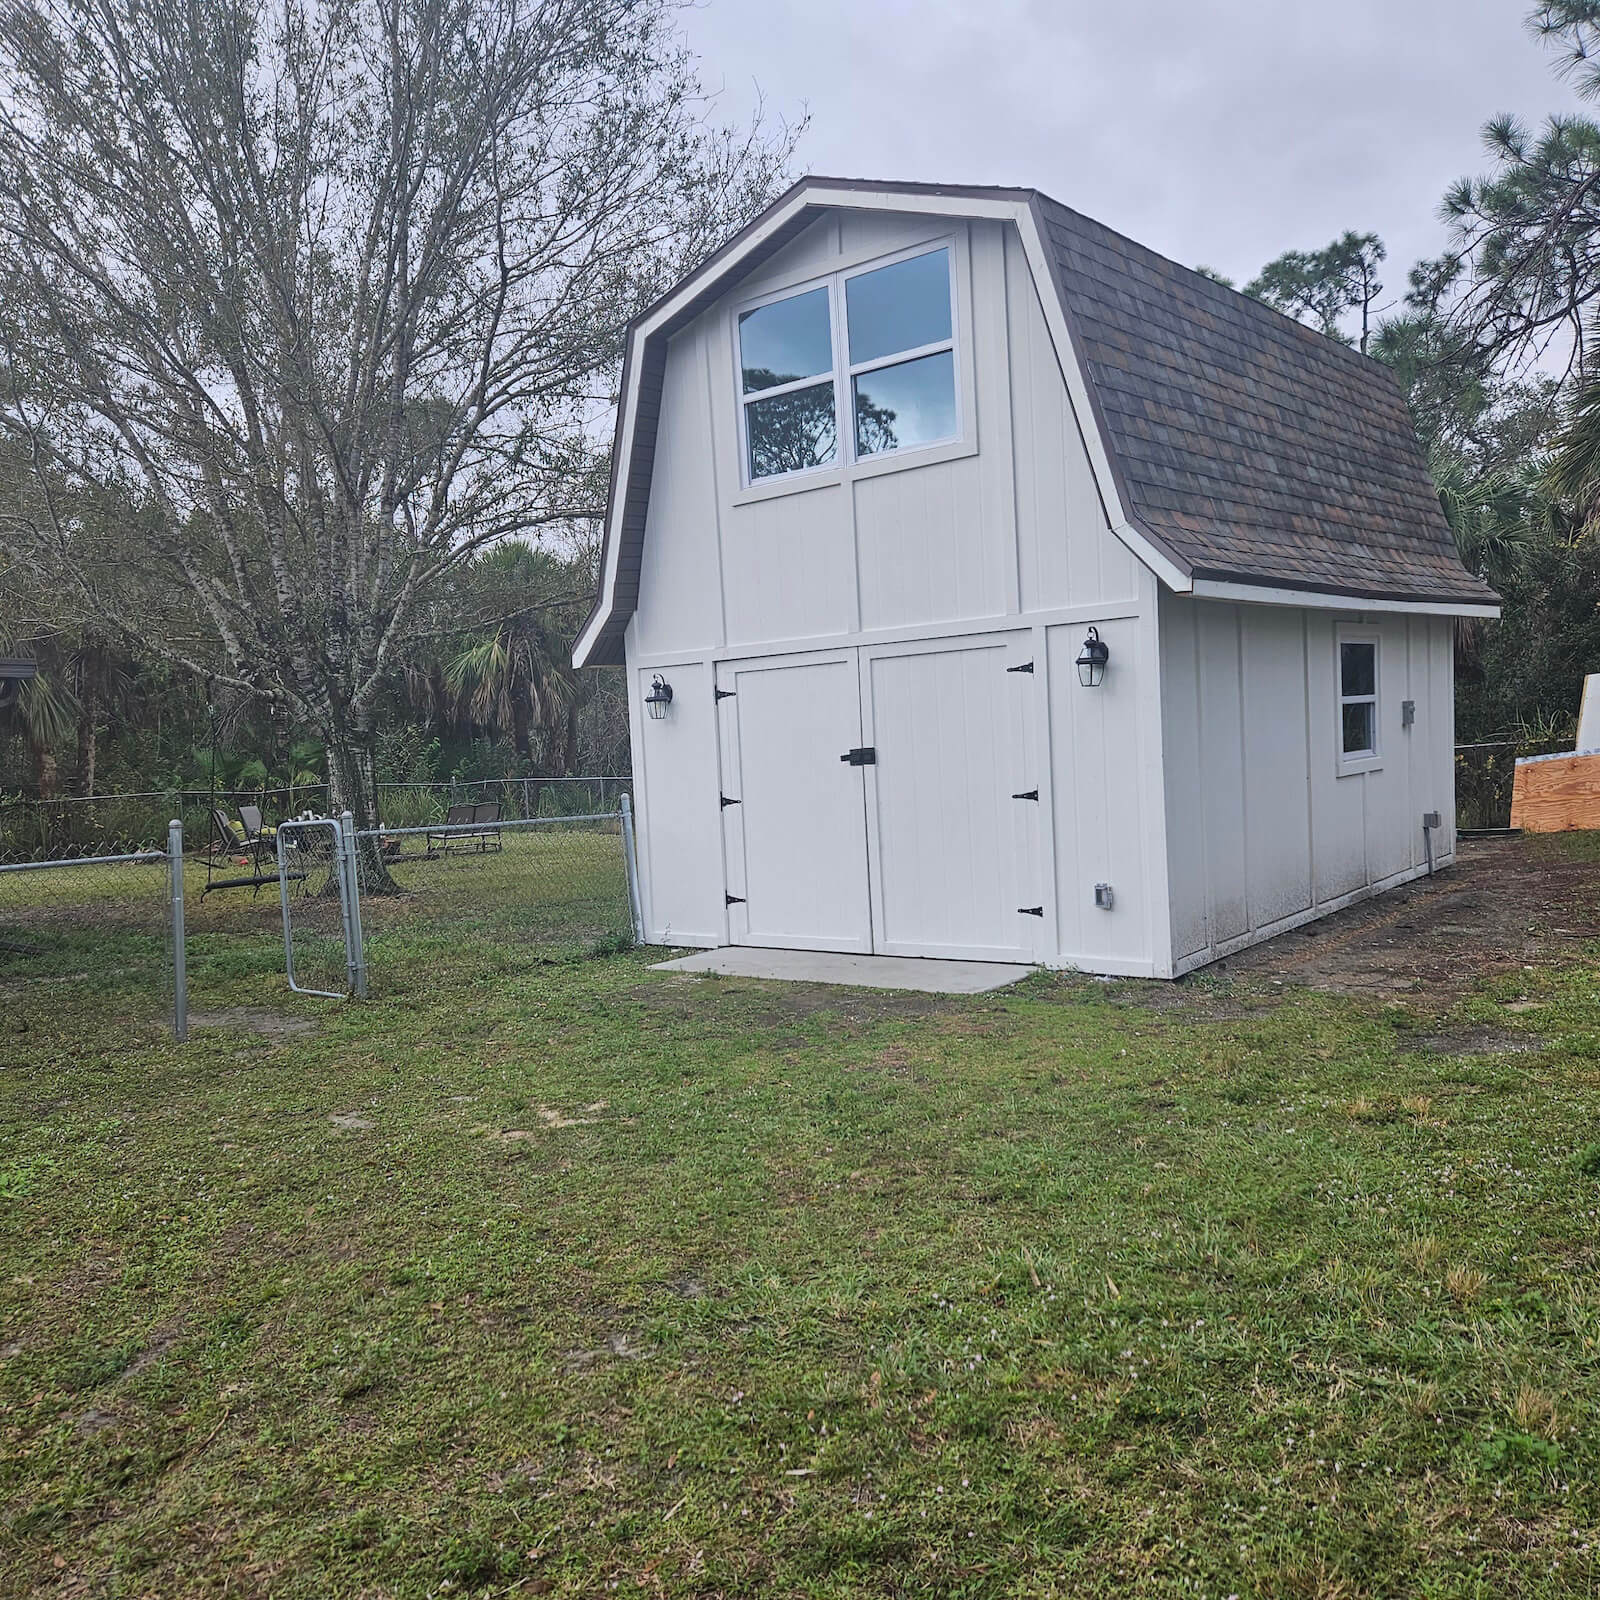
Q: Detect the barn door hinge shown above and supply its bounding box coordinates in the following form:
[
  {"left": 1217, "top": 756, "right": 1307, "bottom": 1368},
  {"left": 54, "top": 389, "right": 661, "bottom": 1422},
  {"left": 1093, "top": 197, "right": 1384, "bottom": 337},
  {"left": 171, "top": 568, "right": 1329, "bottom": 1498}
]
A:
[
  {"left": 720, "top": 793, "right": 740, "bottom": 808},
  {"left": 725, "top": 893, "right": 746, "bottom": 906},
  {"left": 714, "top": 687, "right": 736, "bottom": 701},
  {"left": 1017, "top": 905, "right": 1045, "bottom": 918},
  {"left": 1012, "top": 789, "right": 1039, "bottom": 802},
  {"left": 1006, "top": 660, "right": 1034, "bottom": 674},
  {"left": 840, "top": 746, "right": 876, "bottom": 766}
]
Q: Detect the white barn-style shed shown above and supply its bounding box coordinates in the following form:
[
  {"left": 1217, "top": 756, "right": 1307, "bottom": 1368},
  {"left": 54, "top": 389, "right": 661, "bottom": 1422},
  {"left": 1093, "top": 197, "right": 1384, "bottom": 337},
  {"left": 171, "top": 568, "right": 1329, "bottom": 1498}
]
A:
[{"left": 574, "top": 178, "right": 1500, "bottom": 978}]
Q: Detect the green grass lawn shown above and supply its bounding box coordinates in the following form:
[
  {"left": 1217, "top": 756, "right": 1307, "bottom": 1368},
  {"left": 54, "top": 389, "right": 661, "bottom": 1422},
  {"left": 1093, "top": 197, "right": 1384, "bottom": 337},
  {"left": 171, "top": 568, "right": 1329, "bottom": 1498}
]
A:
[{"left": 3, "top": 851, "right": 1600, "bottom": 1596}]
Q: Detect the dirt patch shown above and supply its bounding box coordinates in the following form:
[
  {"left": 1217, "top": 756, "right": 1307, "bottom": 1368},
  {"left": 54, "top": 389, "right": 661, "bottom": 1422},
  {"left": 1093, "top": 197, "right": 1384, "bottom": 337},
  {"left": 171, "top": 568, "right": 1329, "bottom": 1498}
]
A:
[
  {"left": 1206, "top": 837, "right": 1600, "bottom": 1007},
  {"left": 329, "top": 1111, "right": 375, "bottom": 1131},
  {"left": 563, "top": 1331, "right": 650, "bottom": 1369},
  {"left": 190, "top": 1007, "right": 316, "bottom": 1041},
  {"left": 125, "top": 1323, "right": 185, "bottom": 1378},
  {"left": 482, "top": 1103, "right": 610, "bottom": 1138},
  {"left": 1408, "top": 1026, "right": 1546, "bottom": 1057}
]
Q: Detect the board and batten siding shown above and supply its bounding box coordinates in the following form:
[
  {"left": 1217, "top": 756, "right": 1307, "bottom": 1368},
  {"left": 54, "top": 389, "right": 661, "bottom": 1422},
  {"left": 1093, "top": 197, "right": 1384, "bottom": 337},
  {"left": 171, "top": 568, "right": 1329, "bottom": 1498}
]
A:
[
  {"left": 623, "top": 207, "right": 1163, "bottom": 966},
  {"left": 1158, "top": 596, "right": 1456, "bottom": 974}
]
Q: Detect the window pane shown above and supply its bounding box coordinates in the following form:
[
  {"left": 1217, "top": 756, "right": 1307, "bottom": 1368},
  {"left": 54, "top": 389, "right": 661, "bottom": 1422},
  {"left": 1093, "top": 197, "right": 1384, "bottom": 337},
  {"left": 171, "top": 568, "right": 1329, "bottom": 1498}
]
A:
[
  {"left": 1340, "top": 641, "right": 1375, "bottom": 697},
  {"left": 746, "top": 380, "right": 837, "bottom": 478},
  {"left": 1342, "top": 701, "right": 1375, "bottom": 756},
  {"left": 853, "top": 350, "right": 957, "bottom": 457},
  {"left": 739, "top": 287, "right": 833, "bottom": 394},
  {"left": 846, "top": 248, "right": 952, "bottom": 366}
]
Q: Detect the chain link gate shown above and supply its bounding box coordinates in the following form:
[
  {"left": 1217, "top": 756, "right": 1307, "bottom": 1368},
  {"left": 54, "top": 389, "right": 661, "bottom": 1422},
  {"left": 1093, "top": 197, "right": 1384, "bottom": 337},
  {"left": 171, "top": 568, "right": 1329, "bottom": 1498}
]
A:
[{"left": 276, "top": 816, "right": 363, "bottom": 998}]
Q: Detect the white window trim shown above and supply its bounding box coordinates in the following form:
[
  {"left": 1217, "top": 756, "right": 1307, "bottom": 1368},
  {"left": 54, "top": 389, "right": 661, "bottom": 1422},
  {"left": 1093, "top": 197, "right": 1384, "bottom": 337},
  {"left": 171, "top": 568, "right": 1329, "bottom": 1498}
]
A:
[
  {"left": 731, "top": 235, "right": 967, "bottom": 494},
  {"left": 1336, "top": 626, "right": 1382, "bottom": 776}
]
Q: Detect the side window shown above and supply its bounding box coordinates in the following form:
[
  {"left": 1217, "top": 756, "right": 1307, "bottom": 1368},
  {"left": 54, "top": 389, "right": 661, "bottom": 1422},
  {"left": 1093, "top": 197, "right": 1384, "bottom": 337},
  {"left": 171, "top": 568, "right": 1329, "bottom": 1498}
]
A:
[
  {"left": 738, "top": 286, "right": 837, "bottom": 481},
  {"left": 1339, "top": 637, "right": 1378, "bottom": 760},
  {"left": 845, "top": 248, "right": 956, "bottom": 458}
]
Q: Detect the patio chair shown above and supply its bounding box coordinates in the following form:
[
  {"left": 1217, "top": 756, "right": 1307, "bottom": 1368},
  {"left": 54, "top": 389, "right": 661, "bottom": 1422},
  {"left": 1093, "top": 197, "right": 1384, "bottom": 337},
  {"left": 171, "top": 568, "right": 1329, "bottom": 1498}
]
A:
[
  {"left": 426, "top": 802, "right": 475, "bottom": 856},
  {"left": 204, "top": 803, "right": 283, "bottom": 894},
  {"left": 470, "top": 800, "right": 503, "bottom": 853}
]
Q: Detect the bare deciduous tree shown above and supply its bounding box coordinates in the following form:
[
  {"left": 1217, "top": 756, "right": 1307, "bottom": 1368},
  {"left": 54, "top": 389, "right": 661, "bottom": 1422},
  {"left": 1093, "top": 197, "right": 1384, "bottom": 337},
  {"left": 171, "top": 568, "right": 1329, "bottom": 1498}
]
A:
[{"left": 0, "top": 0, "right": 795, "bottom": 844}]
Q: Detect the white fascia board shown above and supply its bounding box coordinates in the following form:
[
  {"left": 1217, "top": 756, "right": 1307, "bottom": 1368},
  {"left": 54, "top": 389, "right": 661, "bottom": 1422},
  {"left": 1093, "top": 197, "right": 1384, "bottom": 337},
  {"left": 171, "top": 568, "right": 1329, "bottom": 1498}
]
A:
[
  {"left": 574, "top": 181, "right": 1181, "bottom": 667},
  {"left": 1188, "top": 578, "right": 1501, "bottom": 619}
]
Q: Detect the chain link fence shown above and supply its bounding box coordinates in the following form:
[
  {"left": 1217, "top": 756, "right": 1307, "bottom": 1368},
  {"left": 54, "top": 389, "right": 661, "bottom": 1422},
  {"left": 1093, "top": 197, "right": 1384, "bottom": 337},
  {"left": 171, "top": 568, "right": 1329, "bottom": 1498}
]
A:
[
  {"left": 0, "top": 777, "right": 629, "bottom": 864},
  {"left": 0, "top": 835, "right": 183, "bottom": 1041},
  {"left": 0, "top": 796, "right": 642, "bottom": 1037},
  {"left": 349, "top": 804, "right": 639, "bottom": 995}
]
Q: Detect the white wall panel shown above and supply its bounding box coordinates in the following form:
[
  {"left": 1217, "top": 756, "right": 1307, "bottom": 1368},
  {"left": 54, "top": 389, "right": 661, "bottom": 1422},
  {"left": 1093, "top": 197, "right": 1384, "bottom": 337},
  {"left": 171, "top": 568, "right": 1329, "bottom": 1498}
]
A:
[
  {"left": 1158, "top": 600, "right": 1211, "bottom": 961},
  {"left": 1241, "top": 607, "right": 1313, "bottom": 926},
  {"left": 1197, "top": 605, "right": 1249, "bottom": 943},
  {"left": 723, "top": 484, "right": 856, "bottom": 645},
  {"left": 632, "top": 327, "right": 723, "bottom": 657},
  {"left": 1006, "top": 230, "right": 1139, "bottom": 615},
  {"left": 855, "top": 456, "right": 1005, "bottom": 629},
  {"left": 631, "top": 659, "right": 724, "bottom": 945},
  {"left": 1046, "top": 619, "right": 1151, "bottom": 970},
  {"left": 1161, "top": 597, "right": 1457, "bottom": 973}
]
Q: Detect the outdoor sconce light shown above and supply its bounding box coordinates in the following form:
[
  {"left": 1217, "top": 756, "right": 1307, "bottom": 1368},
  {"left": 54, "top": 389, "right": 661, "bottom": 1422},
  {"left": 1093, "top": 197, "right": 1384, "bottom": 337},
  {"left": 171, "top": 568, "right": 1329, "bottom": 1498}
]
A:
[
  {"left": 644, "top": 674, "right": 674, "bottom": 720},
  {"left": 1076, "top": 626, "right": 1109, "bottom": 688}
]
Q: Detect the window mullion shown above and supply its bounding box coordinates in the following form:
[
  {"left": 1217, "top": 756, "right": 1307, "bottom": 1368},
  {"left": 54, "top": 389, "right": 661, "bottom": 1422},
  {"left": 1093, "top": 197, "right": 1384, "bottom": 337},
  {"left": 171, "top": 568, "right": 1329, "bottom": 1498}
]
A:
[
  {"left": 742, "top": 369, "right": 834, "bottom": 404},
  {"left": 849, "top": 337, "right": 956, "bottom": 379},
  {"left": 829, "top": 274, "right": 852, "bottom": 466}
]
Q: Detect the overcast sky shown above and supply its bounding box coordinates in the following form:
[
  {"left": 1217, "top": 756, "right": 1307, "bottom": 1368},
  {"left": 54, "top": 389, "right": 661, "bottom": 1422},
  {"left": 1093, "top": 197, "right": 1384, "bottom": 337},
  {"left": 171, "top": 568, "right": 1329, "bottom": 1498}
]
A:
[{"left": 681, "top": 0, "right": 1590, "bottom": 306}]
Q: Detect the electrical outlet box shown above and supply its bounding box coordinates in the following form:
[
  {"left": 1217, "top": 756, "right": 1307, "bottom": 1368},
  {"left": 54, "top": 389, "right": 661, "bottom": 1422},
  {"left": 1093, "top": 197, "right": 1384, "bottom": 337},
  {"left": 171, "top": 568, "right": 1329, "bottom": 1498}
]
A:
[
  {"left": 1401, "top": 699, "right": 1416, "bottom": 728},
  {"left": 1422, "top": 811, "right": 1441, "bottom": 830},
  {"left": 1094, "top": 883, "right": 1114, "bottom": 910}
]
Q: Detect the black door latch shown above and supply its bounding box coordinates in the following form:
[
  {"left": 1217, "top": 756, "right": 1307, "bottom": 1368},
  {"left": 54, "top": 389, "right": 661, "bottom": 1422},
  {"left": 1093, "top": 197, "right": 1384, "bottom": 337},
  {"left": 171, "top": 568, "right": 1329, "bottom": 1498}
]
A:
[{"left": 840, "top": 747, "right": 876, "bottom": 766}]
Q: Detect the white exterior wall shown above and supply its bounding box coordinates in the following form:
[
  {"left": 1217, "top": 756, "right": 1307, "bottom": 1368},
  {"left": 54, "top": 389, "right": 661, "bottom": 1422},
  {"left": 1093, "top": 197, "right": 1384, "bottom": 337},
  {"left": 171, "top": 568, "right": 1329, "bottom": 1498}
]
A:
[
  {"left": 624, "top": 209, "right": 1168, "bottom": 973},
  {"left": 1158, "top": 595, "right": 1457, "bottom": 975}
]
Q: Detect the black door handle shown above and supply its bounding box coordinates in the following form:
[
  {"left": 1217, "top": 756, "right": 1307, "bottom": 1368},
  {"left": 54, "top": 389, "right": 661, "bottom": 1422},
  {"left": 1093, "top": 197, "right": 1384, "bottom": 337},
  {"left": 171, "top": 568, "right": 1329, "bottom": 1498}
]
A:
[{"left": 840, "top": 747, "right": 876, "bottom": 766}]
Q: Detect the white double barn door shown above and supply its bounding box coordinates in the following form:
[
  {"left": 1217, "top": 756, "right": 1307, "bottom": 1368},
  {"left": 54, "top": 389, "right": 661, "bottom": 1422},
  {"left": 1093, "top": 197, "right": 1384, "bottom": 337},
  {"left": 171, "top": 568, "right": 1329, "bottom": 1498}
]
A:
[{"left": 716, "top": 633, "right": 1040, "bottom": 961}]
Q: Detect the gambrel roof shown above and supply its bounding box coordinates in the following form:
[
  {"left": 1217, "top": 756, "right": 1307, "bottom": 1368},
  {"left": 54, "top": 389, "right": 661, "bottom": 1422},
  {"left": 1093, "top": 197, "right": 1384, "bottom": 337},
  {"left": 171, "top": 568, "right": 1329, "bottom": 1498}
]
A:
[{"left": 575, "top": 178, "right": 1497, "bottom": 668}]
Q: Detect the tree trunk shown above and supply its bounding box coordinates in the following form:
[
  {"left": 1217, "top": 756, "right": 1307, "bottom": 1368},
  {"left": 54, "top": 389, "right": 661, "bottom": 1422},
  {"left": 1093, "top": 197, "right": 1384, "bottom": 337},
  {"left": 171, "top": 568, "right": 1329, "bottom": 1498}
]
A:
[
  {"left": 30, "top": 737, "right": 57, "bottom": 799},
  {"left": 73, "top": 673, "right": 98, "bottom": 797},
  {"left": 325, "top": 723, "right": 398, "bottom": 893},
  {"left": 561, "top": 704, "right": 578, "bottom": 778}
]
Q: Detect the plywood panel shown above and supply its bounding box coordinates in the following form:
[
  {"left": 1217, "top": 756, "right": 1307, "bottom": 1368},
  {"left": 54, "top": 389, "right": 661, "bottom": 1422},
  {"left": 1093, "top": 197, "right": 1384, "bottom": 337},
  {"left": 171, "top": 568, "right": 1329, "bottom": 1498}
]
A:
[{"left": 1511, "top": 752, "right": 1600, "bottom": 831}]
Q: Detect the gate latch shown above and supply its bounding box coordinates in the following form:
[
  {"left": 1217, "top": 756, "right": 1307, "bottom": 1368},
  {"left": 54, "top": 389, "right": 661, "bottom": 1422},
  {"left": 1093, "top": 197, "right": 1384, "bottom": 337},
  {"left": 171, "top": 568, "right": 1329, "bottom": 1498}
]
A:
[{"left": 840, "top": 747, "right": 876, "bottom": 766}]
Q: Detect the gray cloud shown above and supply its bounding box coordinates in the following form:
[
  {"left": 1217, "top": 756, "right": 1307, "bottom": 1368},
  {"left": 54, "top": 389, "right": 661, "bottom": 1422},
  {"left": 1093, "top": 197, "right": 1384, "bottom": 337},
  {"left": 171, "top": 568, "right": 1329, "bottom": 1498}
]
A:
[{"left": 686, "top": 0, "right": 1589, "bottom": 298}]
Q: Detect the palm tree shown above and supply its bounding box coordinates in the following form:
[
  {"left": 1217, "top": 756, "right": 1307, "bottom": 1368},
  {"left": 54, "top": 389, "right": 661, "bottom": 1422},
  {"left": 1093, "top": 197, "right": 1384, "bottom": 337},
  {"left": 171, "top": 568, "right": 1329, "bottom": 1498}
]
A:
[{"left": 441, "top": 543, "right": 588, "bottom": 772}]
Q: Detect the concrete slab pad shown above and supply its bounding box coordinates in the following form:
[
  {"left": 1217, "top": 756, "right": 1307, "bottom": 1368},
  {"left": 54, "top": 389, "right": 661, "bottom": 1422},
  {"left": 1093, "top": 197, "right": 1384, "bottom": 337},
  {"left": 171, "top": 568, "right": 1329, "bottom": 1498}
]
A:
[{"left": 649, "top": 946, "right": 1035, "bottom": 995}]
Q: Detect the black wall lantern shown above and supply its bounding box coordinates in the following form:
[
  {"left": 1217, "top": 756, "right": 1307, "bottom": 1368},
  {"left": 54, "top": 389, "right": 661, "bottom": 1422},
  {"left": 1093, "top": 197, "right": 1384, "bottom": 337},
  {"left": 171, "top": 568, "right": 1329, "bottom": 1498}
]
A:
[
  {"left": 644, "top": 673, "right": 674, "bottom": 720},
  {"left": 1075, "top": 626, "right": 1109, "bottom": 688}
]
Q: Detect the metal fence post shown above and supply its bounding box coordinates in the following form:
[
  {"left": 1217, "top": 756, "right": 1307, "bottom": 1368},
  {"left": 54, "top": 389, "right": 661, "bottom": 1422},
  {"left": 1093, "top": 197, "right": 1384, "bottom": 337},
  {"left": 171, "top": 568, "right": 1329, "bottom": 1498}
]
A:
[
  {"left": 618, "top": 792, "right": 645, "bottom": 946},
  {"left": 167, "top": 818, "right": 188, "bottom": 1042},
  {"left": 340, "top": 810, "right": 369, "bottom": 999}
]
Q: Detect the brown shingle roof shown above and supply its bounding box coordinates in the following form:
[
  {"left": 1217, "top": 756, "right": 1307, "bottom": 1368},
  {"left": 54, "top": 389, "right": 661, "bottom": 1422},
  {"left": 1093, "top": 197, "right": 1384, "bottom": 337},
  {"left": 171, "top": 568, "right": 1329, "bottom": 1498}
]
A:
[{"left": 1035, "top": 196, "right": 1495, "bottom": 606}]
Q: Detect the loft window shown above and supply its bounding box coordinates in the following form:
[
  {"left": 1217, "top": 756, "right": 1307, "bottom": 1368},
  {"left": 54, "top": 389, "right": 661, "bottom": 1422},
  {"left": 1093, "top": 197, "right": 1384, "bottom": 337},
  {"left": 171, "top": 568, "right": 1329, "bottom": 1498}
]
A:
[
  {"left": 1339, "top": 638, "right": 1378, "bottom": 758},
  {"left": 845, "top": 248, "right": 956, "bottom": 458},
  {"left": 738, "top": 285, "right": 837, "bottom": 480},
  {"left": 735, "top": 244, "right": 959, "bottom": 484}
]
